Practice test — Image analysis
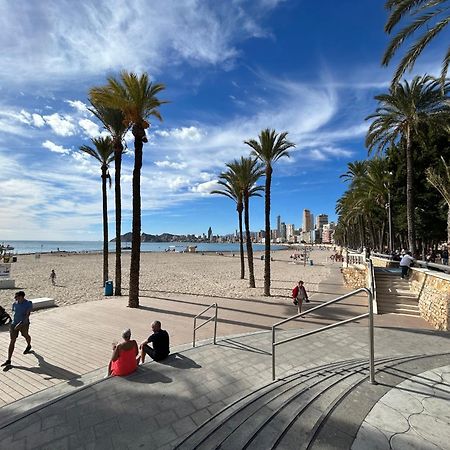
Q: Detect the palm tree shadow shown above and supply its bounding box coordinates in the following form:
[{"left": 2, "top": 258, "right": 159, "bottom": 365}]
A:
[{"left": 10, "top": 351, "right": 83, "bottom": 386}]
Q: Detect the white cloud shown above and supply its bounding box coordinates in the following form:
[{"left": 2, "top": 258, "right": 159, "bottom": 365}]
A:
[
  {"left": 154, "top": 160, "right": 187, "bottom": 169},
  {"left": 42, "top": 140, "right": 71, "bottom": 154},
  {"left": 43, "top": 113, "right": 76, "bottom": 136},
  {"left": 79, "top": 118, "right": 101, "bottom": 138},
  {"left": 65, "top": 100, "right": 90, "bottom": 113},
  {"left": 191, "top": 179, "right": 220, "bottom": 194},
  {"left": 32, "top": 113, "right": 45, "bottom": 127}
]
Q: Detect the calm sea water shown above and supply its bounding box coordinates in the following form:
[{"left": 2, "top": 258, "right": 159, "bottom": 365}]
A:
[{"left": 2, "top": 240, "right": 285, "bottom": 255}]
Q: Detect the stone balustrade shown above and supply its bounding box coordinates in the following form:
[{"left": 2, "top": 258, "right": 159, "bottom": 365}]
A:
[{"left": 342, "top": 267, "right": 368, "bottom": 289}]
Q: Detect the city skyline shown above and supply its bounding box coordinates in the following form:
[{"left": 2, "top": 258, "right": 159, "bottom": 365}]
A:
[{"left": 1, "top": 1, "right": 446, "bottom": 240}]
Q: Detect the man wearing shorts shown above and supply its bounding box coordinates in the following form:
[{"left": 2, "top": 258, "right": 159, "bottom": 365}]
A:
[
  {"left": 139, "top": 321, "right": 169, "bottom": 363},
  {"left": 2, "top": 291, "right": 33, "bottom": 367}
]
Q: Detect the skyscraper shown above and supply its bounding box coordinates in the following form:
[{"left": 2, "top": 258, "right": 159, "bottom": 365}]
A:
[
  {"left": 316, "top": 214, "right": 329, "bottom": 230},
  {"left": 302, "top": 209, "right": 312, "bottom": 232},
  {"left": 277, "top": 215, "right": 281, "bottom": 238},
  {"left": 207, "top": 227, "right": 212, "bottom": 242}
]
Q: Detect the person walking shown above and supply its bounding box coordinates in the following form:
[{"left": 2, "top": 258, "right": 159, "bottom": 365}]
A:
[
  {"left": 399, "top": 252, "right": 415, "bottom": 279},
  {"left": 441, "top": 247, "right": 449, "bottom": 265},
  {"left": 1, "top": 291, "right": 33, "bottom": 367},
  {"left": 292, "top": 280, "right": 309, "bottom": 314},
  {"left": 50, "top": 269, "right": 56, "bottom": 286}
]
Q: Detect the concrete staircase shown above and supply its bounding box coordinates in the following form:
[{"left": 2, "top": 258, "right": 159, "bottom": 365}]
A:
[
  {"left": 175, "top": 353, "right": 450, "bottom": 450},
  {"left": 375, "top": 268, "right": 420, "bottom": 316}
]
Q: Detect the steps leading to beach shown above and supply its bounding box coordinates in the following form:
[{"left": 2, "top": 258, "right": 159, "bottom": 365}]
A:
[{"left": 375, "top": 270, "right": 420, "bottom": 316}]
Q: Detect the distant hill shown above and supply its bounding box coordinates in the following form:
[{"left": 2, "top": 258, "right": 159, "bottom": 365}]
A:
[{"left": 111, "top": 232, "right": 207, "bottom": 243}]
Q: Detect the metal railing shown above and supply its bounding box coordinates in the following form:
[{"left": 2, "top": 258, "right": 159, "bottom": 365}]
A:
[
  {"left": 371, "top": 252, "right": 449, "bottom": 274},
  {"left": 271, "top": 288, "right": 375, "bottom": 383},
  {"left": 367, "top": 258, "right": 378, "bottom": 314},
  {"left": 193, "top": 303, "right": 218, "bottom": 348}
]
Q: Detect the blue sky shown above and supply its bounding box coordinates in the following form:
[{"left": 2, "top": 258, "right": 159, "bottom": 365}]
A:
[{"left": 0, "top": 0, "right": 446, "bottom": 240}]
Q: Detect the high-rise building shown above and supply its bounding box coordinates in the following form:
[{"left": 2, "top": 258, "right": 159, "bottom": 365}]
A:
[
  {"left": 277, "top": 215, "right": 281, "bottom": 237},
  {"left": 302, "top": 209, "right": 312, "bottom": 232},
  {"left": 207, "top": 227, "right": 213, "bottom": 242},
  {"left": 280, "top": 222, "right": 287, "bottom": 241},
  {"left": 286, "top": 224, "right": 295, "bottom": 242},
  {"left": 316, "top": 214, "right": 329, "bottom": 230}
]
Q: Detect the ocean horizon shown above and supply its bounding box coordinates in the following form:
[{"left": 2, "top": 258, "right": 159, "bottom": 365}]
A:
[{"left": 1, "top": 240, "right": 286, "bottom": 255}]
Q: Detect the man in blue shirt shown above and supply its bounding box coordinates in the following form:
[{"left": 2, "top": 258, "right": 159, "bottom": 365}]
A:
[{"left": 1, "top": 291, "right": 33, "bottom": 367}]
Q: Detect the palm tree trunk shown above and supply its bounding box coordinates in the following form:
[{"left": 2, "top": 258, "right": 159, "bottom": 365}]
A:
[
  {"left": 264, "top": 166, "right": 272, "bottom": 296},
  {"left": 447, "top": 206, "right": 450, "bottom": 244},
  {"left": 114, "top": 141, "right": 123, "bottom": 296},
  {"left": 128, "top": 125, "right": 144, "bottom": 308},
  {"left": 244, "top": 194, "right": 256, "bottom": 288},
  {"left": 405, "top": 131, "right": 416, "bottom": 254},
  {"left": 237, "top": 203, "right": 245, "bottom": 279},
  {"left": 101, "top": 165, "right": 109, "bottom": 286}
]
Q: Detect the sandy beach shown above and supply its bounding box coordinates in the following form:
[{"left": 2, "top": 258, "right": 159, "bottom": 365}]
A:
[{"left": 0, "top": 249, "right": 336, "bottom": 312}]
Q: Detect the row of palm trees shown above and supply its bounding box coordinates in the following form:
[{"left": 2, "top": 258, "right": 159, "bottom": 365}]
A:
[
  {"left": 79, "top": 72, "right": 166, "bottom": 308},
  {"left": 335, "top": 0, "right": 450, "bottom": 253},
  {"left": 212, "top": 129, "right": 295, "bottom": 296}
]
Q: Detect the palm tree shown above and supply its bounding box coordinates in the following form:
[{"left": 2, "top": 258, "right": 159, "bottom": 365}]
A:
[
  {"left": 90, "top": 71, "right": 167, "bottom": 308},
  {"left": 366, "top": 75, "right": 449, "bottom": 253},
  {"left": 211, "top": 174, "right": 246, "bottom": 279},
  {"left": 80, "top": 137, "right": 115, "bottom": 286},
  {"left": 89, "top": 102, "right": 128, "bottom": 296},
  {"left": 426, "top": 157, "right": 450, "bottom": 243},
  {"left": 382, "top": 0, "right": 450, "bottom": 86},
  {"left": 245, "top": 129, "right": 295, "bottom": 296},
  {"left": 230, "top": 157, "right": 264, "bottom": 288}
]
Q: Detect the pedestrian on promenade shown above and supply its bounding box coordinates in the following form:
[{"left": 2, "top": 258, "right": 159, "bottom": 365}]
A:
[
  {"left": 441, "top": 247, "right": 449, "bottom": 265},
  {"left": 50, "top": 269, "right": 56, "bottom": 285},
  {"left": 108, "top": 328, "right": 138, "bottom": 377},
  {"left": 399, "top": 252, "right": 415, "bottom": 279},
  {"left": 1, "top": 291, "right": 33, "bottom": 367},
  {"left": 138, "top": 320, "right": 170, "bottom": 364},
  {"left": 292, "top": 280, "right": 310, "bottom": 313}
]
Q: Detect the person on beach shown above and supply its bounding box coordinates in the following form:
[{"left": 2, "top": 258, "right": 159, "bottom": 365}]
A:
[
  {"left": 139, "top": 321, "right": 170, "bottom": 363},
  {"left": 1, "top": 291, "right": 33, "bottom": 367},
  {"left": 108, "top": 328, "right": 139, "bottom": 377},
  {"left": 292, "top": 281, "right": 309, "bottom": 312},
  {"left": 399, "top": 252, "right": 415, "bottom": 279},
  {"left": 50, "top": 269, "right": 56, "bottom": 285}
]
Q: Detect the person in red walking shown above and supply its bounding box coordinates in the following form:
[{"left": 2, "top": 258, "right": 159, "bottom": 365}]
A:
[{"left": 292, "top": 280, "right": 310, "bottom": 312}]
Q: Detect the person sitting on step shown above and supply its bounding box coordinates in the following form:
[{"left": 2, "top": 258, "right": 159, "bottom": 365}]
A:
[{"left": 108, "top": 328, "right": 138, "bottom": 377}]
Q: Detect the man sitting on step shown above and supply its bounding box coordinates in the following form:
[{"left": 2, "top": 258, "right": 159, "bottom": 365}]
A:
[{"left": 138, "top": 320, "right": 170, "bottom": 364}]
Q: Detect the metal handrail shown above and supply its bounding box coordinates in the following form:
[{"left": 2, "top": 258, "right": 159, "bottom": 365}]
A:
[
  {"left": 271, "top": 288, "right": 374, "bottom": 383},
  {"left": 193, "top": 303, "right": 218, "bottom": 348},
  {"left": 371, "top": 253, "right": 449, "bottom": 273}
]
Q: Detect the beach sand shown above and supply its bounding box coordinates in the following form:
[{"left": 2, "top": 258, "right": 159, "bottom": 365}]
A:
[{"left": 0, "top": 249, "right": 336, "bottom": 312}]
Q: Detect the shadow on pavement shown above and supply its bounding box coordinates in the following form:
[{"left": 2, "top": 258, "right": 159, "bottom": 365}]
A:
[
  {"left": 218, "top": 339, "right": 271, "bottom": 355},
  {"left": 159, "top": 353, "right": 201, "bottom": 369},
  {"left": 9, "top": 351, "right": 83, "bottom": 386}
]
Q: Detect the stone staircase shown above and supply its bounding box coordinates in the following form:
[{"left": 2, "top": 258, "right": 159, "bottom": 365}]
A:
[
  {"left": 375, "top": 268, "right": 420, "bottom": 316},
  {"left": 175, "top": 353, "right": 450, "bottom": 450}
]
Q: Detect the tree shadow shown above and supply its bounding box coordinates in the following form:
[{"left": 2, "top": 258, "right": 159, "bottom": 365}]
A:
[{"left": 7, "top": 351, "right": 83, "bottom": 386}]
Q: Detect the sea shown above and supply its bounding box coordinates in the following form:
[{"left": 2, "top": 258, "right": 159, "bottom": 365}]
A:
[{"left": 2, "top": 240, "right": 286, "bottom": 255}]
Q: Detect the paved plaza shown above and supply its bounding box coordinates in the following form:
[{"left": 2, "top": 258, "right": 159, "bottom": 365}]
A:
[{"left": 0, "top": 263, "right": 446, "bottom": 449}]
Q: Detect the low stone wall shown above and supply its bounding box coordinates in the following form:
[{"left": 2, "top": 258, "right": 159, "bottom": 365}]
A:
[
  {"left": 409, "top": 269, "right": 450, "bottom": 331},
  {"left": 371, "top": 256, "right": 399, "bottom": 268},
  {"left": 342, "top": 266, "right": 367, "bottom": 289}
]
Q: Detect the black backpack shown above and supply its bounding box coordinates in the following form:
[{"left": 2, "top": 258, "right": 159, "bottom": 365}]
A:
[{"left": 0, "top": 306, "right": 11, "bottom": 326}]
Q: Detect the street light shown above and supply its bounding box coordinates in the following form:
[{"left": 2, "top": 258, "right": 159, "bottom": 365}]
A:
[{"left": 384, "top": 172, "right": 393, "bottom": 254}]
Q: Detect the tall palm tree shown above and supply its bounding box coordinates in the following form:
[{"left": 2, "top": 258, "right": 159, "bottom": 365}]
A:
[
  {"left": 211, "top": 174, "right": 246, "bottom": 279},
  {"left": 80, "top": 137, "right": 115, "bottom": 286},
  {"left": 366, "top": 75, "right": 449, "bottom": 253},
  {"left": 382, "top": 0, "right": 450, "bottom": 86},
  {"left": 90, "top": 71, "right": 167, "bottom": 308},
  {"left": 245, "top": 129, "right": 295, "bottom": 296},
  {"left": 426, "top": 157, "right": 450, "bottom": 243},
  {"left": 228, "top": 157, "right": 264, "bottom": 288},
  {"left": 89, "top": 102, "right": 128, "bottom": 296}
]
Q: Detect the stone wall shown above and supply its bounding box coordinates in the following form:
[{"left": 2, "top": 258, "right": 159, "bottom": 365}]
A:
[
  {"left": 409, "top": 269, "right": 450, "bottom": 331},
  {"left": 342, "top": 266, "right": 367, "bottom": 289},
  {"left": 371, "top": 256, "right": 399, "bottom": 268}
]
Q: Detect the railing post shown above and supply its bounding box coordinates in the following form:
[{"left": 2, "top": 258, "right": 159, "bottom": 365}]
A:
[
  {"left": 213, "top": 303, "right": 218, "bottom": 345},
  {"left": 272, "top": 326, "right": 276, "bottom": 381},
  {"left": 368, "top": 289, "right": 375, "bottom": 384},
  {"left": 193, "top": 318, "right": 197, "bottom": 348}
]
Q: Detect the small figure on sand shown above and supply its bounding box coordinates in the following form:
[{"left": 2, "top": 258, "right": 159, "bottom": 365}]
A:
[
  {"left": 138, "top": 321, "right": 170, "bottom": 363},
  {"left": 2, "top": 291, "right": 33, "bottom": 367},
  {"left": 50, "top": 269, "right": 56, "bottom": 286},
  {"left": 108, "top": 329, "right": 139, "bottom": 377},
  {"left": 292, "top": 280, "right": 309, "bottom": 313}
]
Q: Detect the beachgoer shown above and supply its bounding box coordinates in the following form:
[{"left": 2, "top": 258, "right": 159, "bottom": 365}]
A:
[
  {"left": 108, "top": 329, "right": 138, "bottom": 377},
  {"left": 0, "top": 306, "right": 11, "bottom": 326},
  {"left": 292, "top": 280, "right": 309, "bottom": 312},
  {"left": 50, "top": 269, "right": 56, "bottom": 286},
  {"left": 1, "top": 291, "right": 33, "bottom": 367},
  {"left": 441, "top": 247, "right": 449, "bottom": 265},
  {"left": 139, "top": 321, "right": 170, "bottom": 363},
  {"left": 399, "top": 252, "right": 415, "bottom": 279}
]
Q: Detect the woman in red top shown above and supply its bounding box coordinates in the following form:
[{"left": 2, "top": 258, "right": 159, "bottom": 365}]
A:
[{"left": 108, "top": 328, "right": 138, "bottom": 377}]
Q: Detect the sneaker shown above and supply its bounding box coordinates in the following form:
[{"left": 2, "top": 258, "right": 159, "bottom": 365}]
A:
[
  {"left": 1, "top": 360, "right": 11, "bottom": 367},
  {"left": 293, "top": 300, "right": 298, "bottom": 306},
  {"left": 305, "top": 299, "right": 310, "bottom": 303},
  {"left": 23, "top": 345, "right": 32, "bottom": 354}
]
